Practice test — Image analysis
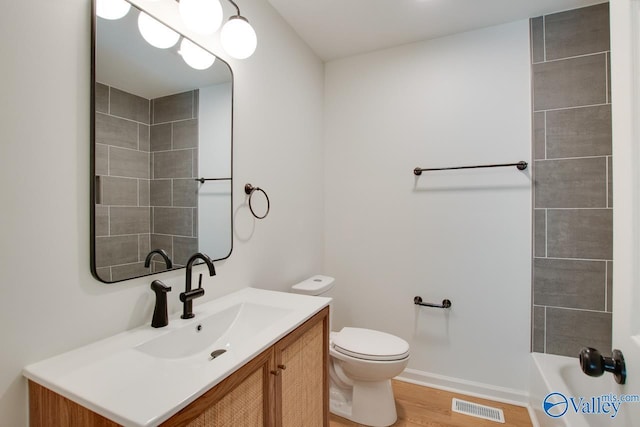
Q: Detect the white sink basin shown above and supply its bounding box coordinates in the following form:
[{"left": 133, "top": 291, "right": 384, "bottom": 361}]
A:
[
  {"left": 23, "top": 287, "right": 330, "bottom": 427},
  {"left": 136, "top": 302, "right": 293, "bottom": 359}
]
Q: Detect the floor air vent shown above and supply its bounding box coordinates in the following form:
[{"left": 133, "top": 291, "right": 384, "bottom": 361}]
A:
[{"left": 451, "top": 398, "right": 505, "bottom": 423}]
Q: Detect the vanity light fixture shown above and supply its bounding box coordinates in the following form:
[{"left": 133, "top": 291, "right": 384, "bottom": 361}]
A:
[
  {"left": 97, "top": 0, "right": 256, "bottom": 67},
  {"left": 177, "top": 0, "right": 256, "bottom": 59},
  {"left": 96, "top": 0, "right": 131, "bottom": 20},
  {"left": 138, "top": 11, "right": 181, "bottom": 49},
  {"left": 179, "top": 0, "right": 223, "bottom": 35},
  {"left": 219, "top": 0, "right": 257, "bottom": 59},
  {"left": 179, "top": 38, "right": 216, "bottom": 69}
]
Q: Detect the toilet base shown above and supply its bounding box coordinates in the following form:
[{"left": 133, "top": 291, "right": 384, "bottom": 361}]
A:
[{"left": 329, "top": 379, "right": 398, "bottom": 427}]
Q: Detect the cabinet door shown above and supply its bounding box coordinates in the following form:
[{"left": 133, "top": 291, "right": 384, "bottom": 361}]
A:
[
  {"left": 163, "top": 348, "right": 274, "bottom": 427},
  {"left": 275, "top": 308, "right": 329, "bottom": 427}
]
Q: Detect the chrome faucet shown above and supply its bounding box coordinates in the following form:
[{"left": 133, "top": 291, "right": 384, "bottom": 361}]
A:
[
  {"left": 144, "top": 249, "right": 173, "bottom": 270},
  {"left": 179, "top": 253, "right": 216, "bottom": 319}
]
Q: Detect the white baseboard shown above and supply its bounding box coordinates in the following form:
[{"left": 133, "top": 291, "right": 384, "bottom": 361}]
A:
[{"left": 396, "top": 368, "right": 530, "bottom": 407}]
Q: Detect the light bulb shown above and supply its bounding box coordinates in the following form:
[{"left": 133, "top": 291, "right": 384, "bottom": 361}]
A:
[
  {"left": 137, "top": 12, "right": 180, "bottom": 49},
  {"left": 220, "top": 16, "right": 257, "bottom": 59},
  {"left": 179, "top": 0, "right": 223, "bottom": 35},
  {"left": 179, "top": 39, "right": 216, "bottom": 70},
  {"left": 96, "top": 0, "right": 131, "bottom": 20}
]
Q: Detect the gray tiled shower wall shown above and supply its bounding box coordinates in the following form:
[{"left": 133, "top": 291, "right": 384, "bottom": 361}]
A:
[
  {"left": 531, "top": 3, "right": 612, "bottom": 357},
  {"left": 94, "top": 84, "right": 199, "bottom": 281}
]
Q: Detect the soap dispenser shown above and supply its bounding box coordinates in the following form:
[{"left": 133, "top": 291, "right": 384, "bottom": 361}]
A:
[{"left": 150, "top": 280, "right": 172, "bottom": 328}]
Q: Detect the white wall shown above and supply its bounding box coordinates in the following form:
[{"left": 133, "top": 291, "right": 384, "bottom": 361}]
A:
[
  {"left": 0, "top": 0, "right": 324, "bottom": 425},
  {"left": 198, "top": 82, "right": 233, "bottom": 260},
  {"left": 324, "top": 21, "right": 532, "bottom": 397}
]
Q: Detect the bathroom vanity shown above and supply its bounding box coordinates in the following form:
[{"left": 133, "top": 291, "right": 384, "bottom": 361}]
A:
[{"left": 24, "top": 288, "right": 330, "bottom": 426}]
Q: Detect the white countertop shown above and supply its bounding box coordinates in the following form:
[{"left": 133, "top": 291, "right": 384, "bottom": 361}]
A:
[{"left": 23, "top": 287, "right": 330, "bottom": 426}]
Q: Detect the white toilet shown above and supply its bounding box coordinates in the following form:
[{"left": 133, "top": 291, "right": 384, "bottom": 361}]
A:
[{"left": 291, "top": 275, "right": 410, "bottom": 427}]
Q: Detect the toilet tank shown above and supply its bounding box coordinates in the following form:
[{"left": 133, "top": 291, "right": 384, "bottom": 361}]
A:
[
  {"left": 291, "top": 275, "right": 335, "bottom": 331},
  {"left": 290, "top": 275, "right": 335, "bottom": 296}
]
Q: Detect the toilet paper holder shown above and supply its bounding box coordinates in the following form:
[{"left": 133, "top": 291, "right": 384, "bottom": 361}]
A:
[{"left": 414, "top": 296, "right": 452, "bottom": 309}]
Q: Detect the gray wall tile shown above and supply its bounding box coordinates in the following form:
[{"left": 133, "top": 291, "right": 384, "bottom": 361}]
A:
[
  {"left": 150, "top": 179, "right": 172, "bottom": 206},
  {"left": 95, "top": 235, "right": 139, "bottom": 267},
  {"left": 111, "top": 263, "right": 149, "bottom": 281},
  {"left": 606, "top": 261, "right": 613, "bottom": 312},
  {"left": 530, "top": 17, "right": 545, "bottom": 63},
  {"left": 95, "top": 113, "right": 138, "bottom": 149},
  {"left": 139, "top": 179, "right": 150, "bottom": 206},
  {"left": 139, "top": 124, "right": 150, "bottom": 152},
  {"left": 534, "top": 157, "right": 607, "bottom": 208},
  {"left": 153, "top": 91, "right": 194, "bottom": 123},
  {"left": 173, "top": 179, "right": 198, "bottom": 207},
  {"left": 173, "top": 119, "right": 198, "bottom": 149},
  {"left": 533, "top": 112, "right": 545, "bottom": 160},
  {"left": 546, "top": 105, "right": 611, "bottom": 158},
  {"left": 608, "top": 156, "right": 613, "bottom": 207},
  {"left": 533, "top": 54, "right": 607, "bottom": 111},
  {"left": 95, "top": 83, "right": 109, "bottom": 114},
  {"left": 110, "top": 147, "right": 150, "bottom": 179},
  {"left": 95, "top": 143, "right": 108, "bottom": 176},
  {"left": 138, "top": 234, "right": 150, "bottom": 263},
  {"left": 607, "top": 53, "right": 611, "bottom": 103},
  {"left": 533, "top": 306, "right": 545, "bottom": 353},
  {"left": 101, "top": 176, "right": 138, "bottom": 206},
  {"left": 153, "top": 207, "right": 193, "bottom": 236},
  {"left": 534, "top": 209, "right": 546, "bottom": 257},
  {"left": 110, "top": 207, "right": 151, "bottom": 235},
  {"left": 95, "top": 267, "right": 111, "bottom": 282},
  {"left": 534, "top": 258, "right": 606, "bottom": 310},
  {"left": 150, "top": 123, "right": 172, "bottom": 152},
  {"left": 110, "top": 87, "right": 150, "bottom": 124},
  {"left": 153, "top": 150, "right": 193, "bottom": 179},
  {"left": 545, "top": 308, "right": 611, "bottom": 357},
  {"left": 95, "top": 205, "right": 109, "bottom": 237},
  {"left": 547, "top": 209, "right": 612, "bottom": 259},
  {"left": 544, "top": 3, "right": 610, "bottom": 61},
  {"left": 150, "top": 234, "right": 173, "bottom": 259},
  {"left": 173, "top": 236, "right": 198, "bottom": 265}
]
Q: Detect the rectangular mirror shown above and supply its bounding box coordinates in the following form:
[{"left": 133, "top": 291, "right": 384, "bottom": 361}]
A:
[{"left": 91, "top": 0, "right": 233, "bottom": 283}]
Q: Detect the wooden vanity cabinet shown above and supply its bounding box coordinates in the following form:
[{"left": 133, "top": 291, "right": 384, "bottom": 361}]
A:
[
  {"left": 29, "top": 307, "right": 329, "bottom": 427},
  {"left": 166, "top": 307, "right": 329, "bottom": 427}
]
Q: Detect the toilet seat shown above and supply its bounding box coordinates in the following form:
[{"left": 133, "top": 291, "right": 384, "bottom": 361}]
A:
[{"left": 332, "top": 327, "right": 410, "bottom": 361}]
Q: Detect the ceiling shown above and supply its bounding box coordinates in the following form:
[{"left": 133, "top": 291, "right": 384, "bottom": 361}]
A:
[{"left": 267, "top": 0, "right": 608, "bottom": 61}]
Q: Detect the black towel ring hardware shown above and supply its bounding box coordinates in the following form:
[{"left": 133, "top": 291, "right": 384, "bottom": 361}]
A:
[{"left": 245, "top": 183, "right": 270, "bottom": 219}]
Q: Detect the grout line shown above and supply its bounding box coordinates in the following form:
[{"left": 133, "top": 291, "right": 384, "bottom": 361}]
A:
[
  {"left": 543, "top": 111, "right": 547, "bottom": 160},
  {"left": 542, "top": 15, "right": 546, "bottom": 62},
  {"left": 539, "top": 50, "right": 609, "bottom": 64},
  {"left": 536, "top": 208, "right": 612, "bottom": 212},
  {"left": 534, "top": 256, "right": 611, "bottom": 262},
  {"left": 535, "top": 154, "right": 611, "bottom": 162},
  {"left": 606, "top": 155, "right": 609, "bottom": 208},
  {"left": 605, "top": 52, "right": 609, "bottom": 104},
  {"left": 534, "top": 102, "right": 611, "bottom": 113},
  {"left": 535, "top": 305, "right": 611, "bottom": 314},
  {"left": 604, "top": 261, "right": 608, "bottom": 312},
  {"left": 544, "top": 209, "right": 547, "bottom": 258},
  {"left": 543, "top": 306, "right": 547, "bottom": 353}
]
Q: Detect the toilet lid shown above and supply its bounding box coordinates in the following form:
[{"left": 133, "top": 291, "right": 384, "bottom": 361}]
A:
[{"left": 332, "top": 327, "right": 410, "bottom": 361}]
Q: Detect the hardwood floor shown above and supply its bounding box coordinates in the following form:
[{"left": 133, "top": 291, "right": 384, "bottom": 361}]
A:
[{"left": 329, "top": 380, "right": 533, "bottom": 427}]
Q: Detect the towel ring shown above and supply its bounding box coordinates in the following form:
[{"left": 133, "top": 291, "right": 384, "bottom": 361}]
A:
[{"left": 244, "top": 183, "right": 270, "bottom": 219}]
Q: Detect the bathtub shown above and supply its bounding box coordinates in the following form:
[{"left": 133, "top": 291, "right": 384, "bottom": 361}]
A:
[{"left": 530, "top": 353, "right": 639, "bottom": 427}]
